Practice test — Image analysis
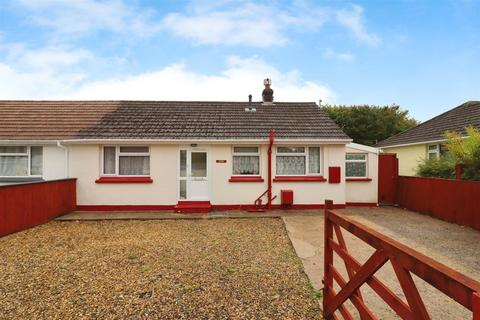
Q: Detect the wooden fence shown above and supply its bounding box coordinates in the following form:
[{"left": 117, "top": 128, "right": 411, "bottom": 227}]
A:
[
  {"left": 323, "top": 200, "right": 480, "bottom": 319},
  {"left": 0, "top": 179, "right": 77, "bottom": 237},
  {"left": 397, "top": 176, "right": 480, "bottom": 231}
]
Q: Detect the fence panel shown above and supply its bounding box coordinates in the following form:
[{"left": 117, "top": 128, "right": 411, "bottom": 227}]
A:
[
  {"left": 397, "top": 176, "right": 480, "bottom": 231},
  {"left": 0, "top": 179, "right": 76, "bottom": 237}
]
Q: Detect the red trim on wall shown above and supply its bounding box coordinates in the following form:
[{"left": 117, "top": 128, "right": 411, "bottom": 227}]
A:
[
  {"left": 229, "top": 176, "right": 264, "bottom": 182},
  {"left": 211, "top": 203, "right": 345, "bottom": 211},
  {"left": 345, "top": 202, "right": 377, "bottom": 207},
  {"left": 76, "top": 205, "right": 174, "bottom": 211},
  {"left": 76, "top": 203, "right": 347, "bottom": 212},
  {"left": 346, "top": 178, "right": 372, "bottom": 182},
  {"left": 273, "top": 176, "right": 326, "bottom": 182},
  {"left": 95, "top": 177, "right": 153, "bottom": 184}
]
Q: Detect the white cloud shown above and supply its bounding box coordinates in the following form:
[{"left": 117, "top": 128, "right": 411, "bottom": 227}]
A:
[
  {"left": 11, "top": 1, "right": 380, "bottom": 47},
  {"left": 0, "top": 42, "right": 93, "bottom": 98},
  {"left": 16, "top": 47, "right": 93, "bottom": 71},
  {"left": 323, "top": 48, "right": 354, "bottom": 62},
  {"left": 162, "top": 3, "right": 289, "bottom": 47},
  {"left": 162, "top": 1, "right": 378, "bottom": 47},
  {"left": 336, "top": 5, "right": 380, "bottom": 46},
  {"left": 0, "top": 62, "right": 86, "bottom": 99},
  {"left": 0, "top": 51, "right": 333, "bottom": 102},
  {"left": 71, "top": 56, "right": 334, "bottom": 102},
  {"left": 13, "top": 0, "right": 162, "bottom": 37}
]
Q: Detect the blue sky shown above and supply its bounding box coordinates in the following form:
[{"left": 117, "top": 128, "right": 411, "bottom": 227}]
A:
[{"left": 0, "top": 0, "right": 479, "bottom": 121}]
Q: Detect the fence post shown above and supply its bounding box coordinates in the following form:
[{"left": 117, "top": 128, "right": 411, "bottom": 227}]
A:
[
  {"left": 323, "top": 200, "right": 334, "bottom": 319},
  {"left": 455, "top": 164, "right": 463, "bottom": 180},
  {"left": 474, "top": 292, "right": 480, "bottom": 320}
]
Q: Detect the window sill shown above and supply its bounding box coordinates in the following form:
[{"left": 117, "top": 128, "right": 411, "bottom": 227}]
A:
[
  {"left": 95, "top": 177, "right": 153, "bottom": 184},
  {"left": 273, "top": 176, "right": 326, "bottom": 182},
  {"left": 229, "top": 176, "right": 264, "bottom": 182},
  {"left": 346, "top": 178, "right": 372, "bottom": 182}
]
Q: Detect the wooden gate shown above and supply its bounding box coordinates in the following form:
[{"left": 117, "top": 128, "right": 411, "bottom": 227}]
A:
[
  {"left": 323, "top": 200, "right": 480, "bottom": 319},
  {"left": 378, "top": 153, "right": 398, "bottom": 205}
]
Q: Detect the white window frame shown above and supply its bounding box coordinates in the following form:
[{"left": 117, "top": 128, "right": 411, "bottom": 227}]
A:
[
  {"left": 345, "top": 153, "right": 368, "bottom": 178},
  {"left": 231, "top": 146, "right": 261, "bottom": 176},
  {"left": 0, "top": 146, "right": 43, "bottom": 178},
  {"left": 275, "top": 146, "right": 322, "bottom": 176},
  {"left": 101, "top": 146, "right": 151, "bottom": 177},
  {"left": 427, "top": 144, "right": 439, "bottom": 160}
]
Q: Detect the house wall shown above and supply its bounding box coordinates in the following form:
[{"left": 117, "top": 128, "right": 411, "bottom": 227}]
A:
[
  {"left": 43, "top": 145, "right": 68, "bottom": 180},
  {"left": 211, "top": 144, "right": 346, "bottom": 206},
  {"left": 70, "top": 144, "right": 178, "bottom": 206},
  {"left": 381, "top": 144, "right": 426, "bottom": 176},
  {"left": 272, "top": 144, "right": 346, "bottom": 205},
  {"left": 70, "top": 143, "right": 350, "bottom": 207},
  {"left": 345, "top": 146, "right": 378, "bottom": 204},
  {"left": 0, "top": 144, "right": 67, "bottom": 185}
]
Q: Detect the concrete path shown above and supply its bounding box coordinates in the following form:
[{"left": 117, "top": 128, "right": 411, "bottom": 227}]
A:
[
  {"left": 56, "top": 209, "right": 322, "bottom": 221},
  {"left": 283, "top": 206, "right": 480, "bottom": 319}
]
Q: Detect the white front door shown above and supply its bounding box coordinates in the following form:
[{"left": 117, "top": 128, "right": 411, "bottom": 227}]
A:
[{"left": 179, "top": 148, "right": 209, "bottom": 201}]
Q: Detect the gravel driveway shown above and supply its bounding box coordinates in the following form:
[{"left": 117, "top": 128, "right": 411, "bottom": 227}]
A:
[
  {"left": 0, "top": 219, "right": 321, "bottom": 319},
  {"left": 283, "top": 206, "right": 480, "bottom": 319}
]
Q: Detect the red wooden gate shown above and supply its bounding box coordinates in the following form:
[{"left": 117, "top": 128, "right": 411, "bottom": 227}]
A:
[
  {"left": 378, "top": 153, "right": 398, "bottom": 205},
  {"left": 323, "top": 200, "right": 480, "bottom": 319}
]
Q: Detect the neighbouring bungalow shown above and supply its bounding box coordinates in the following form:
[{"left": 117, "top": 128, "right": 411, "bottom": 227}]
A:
[
  {"left": 375, "top": 101, "right": 480, "bottom": 176},
  {"left": 0, "top": 80, "right": 378, "bottom": 212}
]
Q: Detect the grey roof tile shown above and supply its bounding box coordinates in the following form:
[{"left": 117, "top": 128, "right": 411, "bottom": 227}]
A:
[
  {"left": 0, "top": 100, "right": 350, "bottom": 141},
  {"left": 376, "top": 101, "right": 480, "bottom": 147}
]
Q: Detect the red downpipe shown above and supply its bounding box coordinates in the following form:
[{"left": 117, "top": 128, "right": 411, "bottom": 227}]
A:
[{"left": 267, "top": 129, "right": 274, "bottom": 209}]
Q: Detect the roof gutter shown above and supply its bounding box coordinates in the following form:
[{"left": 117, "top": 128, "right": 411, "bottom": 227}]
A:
[
  {"left": 0, "top": 138, "right": 352, "bottom": 145},
  {"left": 56, "top": 138, "right": 353, "bottom": 145}
]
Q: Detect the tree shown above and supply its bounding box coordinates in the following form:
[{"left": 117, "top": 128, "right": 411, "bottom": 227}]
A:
[
  {"left": 445, "top": 126, "right": 480, "bottom": 180},
  {"left": 322, "top": 104, "right": 418, "bottom": 146},
  {"left": 415, "top": 127, "right": 480, "bottom": 180}
]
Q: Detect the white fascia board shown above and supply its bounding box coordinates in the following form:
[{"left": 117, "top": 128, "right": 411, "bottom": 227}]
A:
[
  {"left": 0, "top": 138, "right": 352, "bottom": 145},
  {"left": 0, "top": 140, "right": 59, "bottom": 145},
  {"left": 34, "top": 138, "right": 352, "bottom": 145},
  {"left": 379, "top": 139, "right": 449, "bottom": 149},
  {"left": 347, "top": 143, "right": 379, "bottom": 154}
]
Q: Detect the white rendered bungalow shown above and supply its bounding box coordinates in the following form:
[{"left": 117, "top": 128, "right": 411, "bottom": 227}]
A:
[{"left": 0, "top": 81, "right": 378, "bottom": 212}]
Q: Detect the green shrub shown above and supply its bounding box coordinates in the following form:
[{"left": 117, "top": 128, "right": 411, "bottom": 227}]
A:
[
  {"left": 416, "top": 126, "right": 480, "bottom": 181},
  {"left": 416, "top": 156, "right": 456, "bottom": 179},
  {"left": 445, "top": 127, "right": 480, "bottom": 180}
]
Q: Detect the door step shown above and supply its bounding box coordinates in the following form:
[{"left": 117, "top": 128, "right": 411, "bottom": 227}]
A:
[{"left": 174, "top": 201, "right": 211, "bottom": 213}]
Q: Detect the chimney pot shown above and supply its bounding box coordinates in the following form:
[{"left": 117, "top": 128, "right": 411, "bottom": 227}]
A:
[{"left": 262, "top": 78, "right": 274, "bottom": 103}]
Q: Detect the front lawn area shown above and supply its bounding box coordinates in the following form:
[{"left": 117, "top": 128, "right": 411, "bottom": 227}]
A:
[{"left": 0, "top": 219, "right": 321, "bottom": 319}]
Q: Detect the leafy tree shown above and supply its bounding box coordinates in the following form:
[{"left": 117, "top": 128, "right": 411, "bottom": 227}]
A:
[
  {"left": 322, "top": 104, "right": 418, "bottom": 146},
  {"left": 445, "top": 126, "right": 480, "bottom": 180},
  {"left": 415, "top": 127, "right": 480, "bottom": 180}
]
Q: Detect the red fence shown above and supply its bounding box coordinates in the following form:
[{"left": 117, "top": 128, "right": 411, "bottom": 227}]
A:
[
  {"left": 397, "top": 176, "right": 480, "bottom": 231},
  {"left": 323, "top": 200, "right": 480, "bottom": 319},
  {"left": 0, "top": 179, "right": 77, "bottom": 237}
]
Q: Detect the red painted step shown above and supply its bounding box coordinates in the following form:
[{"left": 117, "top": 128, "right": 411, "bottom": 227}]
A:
[{"left": 174, "top": 201, "right": 211, "bottom": 213}]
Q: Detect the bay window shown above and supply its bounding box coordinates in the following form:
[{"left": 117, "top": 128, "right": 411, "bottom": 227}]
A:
[
  {"left": 0, "top": 146, "right": 42, "bottom": 177},
  {"left": 232, "top": 146, "right": 260, "bottom": 175},
  {"left": 346, "top": 153, "right": 367, "bottom": 178},
  {"left": 276, "top": 147, "right": 321, "bottom": 175},
  {"left": 102, "top": 146, "right": 150, "bottom": 176}
]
